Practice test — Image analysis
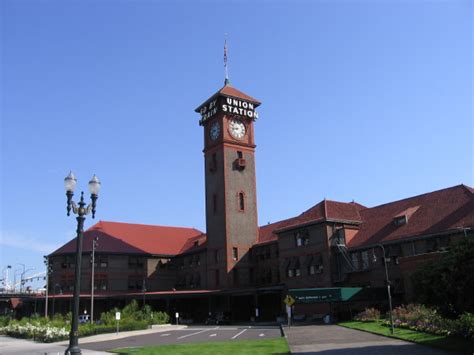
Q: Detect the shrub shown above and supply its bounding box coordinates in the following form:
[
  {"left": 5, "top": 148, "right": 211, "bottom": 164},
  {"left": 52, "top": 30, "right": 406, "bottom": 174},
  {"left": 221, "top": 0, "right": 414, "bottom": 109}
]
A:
[
  {"left": 354, "top": 308, "right": 381, "bottom": 322},
  {"left": 383, "top": 304, "right": 474, "bottom": 338}
]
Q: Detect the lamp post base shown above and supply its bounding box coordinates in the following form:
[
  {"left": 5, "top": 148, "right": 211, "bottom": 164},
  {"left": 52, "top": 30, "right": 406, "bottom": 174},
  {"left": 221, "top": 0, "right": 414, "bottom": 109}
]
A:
[{"left": 65, "top": 344, "right": 81, "bottom": 355}]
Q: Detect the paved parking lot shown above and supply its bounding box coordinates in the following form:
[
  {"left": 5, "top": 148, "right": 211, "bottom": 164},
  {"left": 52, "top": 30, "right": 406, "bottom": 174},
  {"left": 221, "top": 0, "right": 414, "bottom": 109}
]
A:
[{"left": 82, "top": 325, "right": 282, "bottom": 351}]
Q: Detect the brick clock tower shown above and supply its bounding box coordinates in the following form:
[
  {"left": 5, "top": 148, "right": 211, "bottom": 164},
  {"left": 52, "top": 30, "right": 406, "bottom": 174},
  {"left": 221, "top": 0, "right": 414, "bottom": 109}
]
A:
[{"left": 196, "top": 82, "right": 261, "bottom": 289}]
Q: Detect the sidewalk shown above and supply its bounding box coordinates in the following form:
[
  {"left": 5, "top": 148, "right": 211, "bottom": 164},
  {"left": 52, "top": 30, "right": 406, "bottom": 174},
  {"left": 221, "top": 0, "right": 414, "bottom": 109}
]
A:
[{"left": 0, "top": 324, "right": 187, "bottom": 354}]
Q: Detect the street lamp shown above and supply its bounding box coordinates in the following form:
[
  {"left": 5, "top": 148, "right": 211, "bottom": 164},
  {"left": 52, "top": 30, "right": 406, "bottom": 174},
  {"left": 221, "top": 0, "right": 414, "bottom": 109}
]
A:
[
  {"left": 1, "top": 265, "right": 12, "bottom": 291},
  {"left": 372, "top": 244, "right": 394, "bottom": 334},
  {"left": 64, "top": 171, "right": 101, "bottom": 355},
  {"left": 20, "top": 267, "right": 36, "bottom": 293}
]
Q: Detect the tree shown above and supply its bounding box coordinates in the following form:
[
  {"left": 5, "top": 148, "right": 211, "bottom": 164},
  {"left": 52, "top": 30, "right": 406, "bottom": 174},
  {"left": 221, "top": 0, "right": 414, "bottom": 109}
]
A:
[{"left": 411, "top": 236, "right": 474, "bottom": 317}]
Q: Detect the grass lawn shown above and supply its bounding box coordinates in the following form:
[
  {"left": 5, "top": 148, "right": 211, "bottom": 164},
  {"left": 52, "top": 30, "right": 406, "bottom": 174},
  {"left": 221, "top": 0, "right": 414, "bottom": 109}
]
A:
[
  {"left": 110, "top": 338, "right": 290, "bottom": 354},
  {"left": 338, "top": 320, "right": 474, "bottom": 353}
]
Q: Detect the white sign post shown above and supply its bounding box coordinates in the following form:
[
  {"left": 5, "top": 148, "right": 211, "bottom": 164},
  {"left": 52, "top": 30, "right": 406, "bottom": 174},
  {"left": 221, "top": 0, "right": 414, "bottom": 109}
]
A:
[
  {"left": 286, "top": 305, "right": 292, "bottom": 327},
  {"left": 175, "top": 312, "right": 179, "bottom": 326},
  {"left": 115, "top": 312, "right": 121, "bottom": 334}
]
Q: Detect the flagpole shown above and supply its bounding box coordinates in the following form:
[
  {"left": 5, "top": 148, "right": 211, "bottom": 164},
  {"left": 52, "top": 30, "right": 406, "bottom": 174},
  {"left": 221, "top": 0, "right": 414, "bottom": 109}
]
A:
[{"left": 224, "top": 35, "right": 229, "bottom": 85}]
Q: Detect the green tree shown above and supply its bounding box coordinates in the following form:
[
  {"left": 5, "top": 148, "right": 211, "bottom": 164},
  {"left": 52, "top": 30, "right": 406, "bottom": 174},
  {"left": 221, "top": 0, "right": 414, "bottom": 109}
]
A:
[{"left": 412, "top": 237, "right": 474, "bottom": 317}]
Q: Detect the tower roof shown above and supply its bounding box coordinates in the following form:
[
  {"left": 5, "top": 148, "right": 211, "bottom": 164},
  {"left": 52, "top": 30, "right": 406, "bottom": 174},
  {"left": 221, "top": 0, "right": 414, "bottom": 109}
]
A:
[{"left": 195, "top": 83, "right": 261, "bottom": 113}]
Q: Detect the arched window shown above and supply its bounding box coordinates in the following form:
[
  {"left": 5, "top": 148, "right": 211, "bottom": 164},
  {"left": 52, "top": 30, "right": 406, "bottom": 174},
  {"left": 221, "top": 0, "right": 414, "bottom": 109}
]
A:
[{"left": 239, "top": 192, "right": 245, "bottom": 211}]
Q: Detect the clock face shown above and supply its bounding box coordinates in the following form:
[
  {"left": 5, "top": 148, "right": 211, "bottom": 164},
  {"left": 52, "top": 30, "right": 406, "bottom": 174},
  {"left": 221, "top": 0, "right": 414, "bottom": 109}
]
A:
[
  {"left": 228, "top": 119, "right": 246, "bottom": 139},
  {"left": 210, "top": 121, "right": 220, "bottom": 140}
]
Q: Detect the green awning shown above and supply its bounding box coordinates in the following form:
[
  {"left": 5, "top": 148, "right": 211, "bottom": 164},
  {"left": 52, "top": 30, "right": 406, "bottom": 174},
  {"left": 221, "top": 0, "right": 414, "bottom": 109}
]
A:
[{"left": 288, "top": 287, "right": 363, "bottom": 303}]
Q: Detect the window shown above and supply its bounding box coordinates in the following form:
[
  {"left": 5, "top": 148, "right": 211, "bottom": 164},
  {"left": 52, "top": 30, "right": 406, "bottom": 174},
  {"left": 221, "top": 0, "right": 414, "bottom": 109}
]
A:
[
  {"left": 393, "top": 215, "right": 407, "bottom": 226},
  {"left": 213, "top": 193, "right": 217, "bottom": 213},
  {"left": 238, "top": 192, "right": 245, "bottom": 211},
  {"left": 94, "top": 255, "right": 108, "bottom": 268},
  {"left": 351, "top": 253, "right": 360, "bottom": 270},
  {"left": 295, "top": 231, "right": 309, "bottom": 247},
  {"left": 194, "top": 240, "right": 199, "bottom": 247},
  {"left": 233, "top": 268, "right": 239, "bottom": 286},
  {"left": 287, "top": 269, "right": 294, "bottom": 278},
  {"left": 128, "top": 257, "right": 144, "bottom": 269},
  {"left": 127, "top": 276, "right": 142, "bottom": 290},
  {"left": 309, "top": 265, "right": 316, "bottom": 275},
  {"left": 94, "top": 273, "right": 108, "bottom": 291},
  {"left": 361, "top": 251, "right": 369, "bottom": 270},
  {"left": 232, "top": 247, "right": 238, "bottom": 261},
  {"left": 215, "top": 269, "right": 220, "bottom": 286},
  {"left": 61, "top": 256, "right": 75, "bottom": 269},
  {"left": 210, "top": 153, "right": 217, "bottom": 172},
  {"left": 237, "top": 151, "right": 243, "bottom": 159}
]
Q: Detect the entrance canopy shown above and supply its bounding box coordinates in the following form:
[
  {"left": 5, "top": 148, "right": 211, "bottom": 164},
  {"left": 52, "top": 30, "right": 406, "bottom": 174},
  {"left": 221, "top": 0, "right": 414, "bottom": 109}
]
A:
[{"left": 288, "top": 287, "right": 364, "bottom": 303}]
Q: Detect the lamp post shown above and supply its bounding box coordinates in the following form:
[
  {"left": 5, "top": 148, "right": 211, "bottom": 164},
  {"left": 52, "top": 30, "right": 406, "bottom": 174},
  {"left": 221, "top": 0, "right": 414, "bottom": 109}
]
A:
[
  {"left": 64, "top": 171, "right": 101, "bottom": 355},
  {"left": 20, "top": 267, "right": 35, "bottom": 293},
  {"left": 142, "top": 279, "right": 147, "bottom": 309},
  {"left": 1, "top": 265, "right": 12, "bottom": 292},
  {"left": 44, "top": 256, "right": 51, "bottom": 318},
  {"left": 90, "top": 236, "right": 98, "bottom": 324},
  {"left": 372, "top": 244, "right": 394, "bottom": 334}
]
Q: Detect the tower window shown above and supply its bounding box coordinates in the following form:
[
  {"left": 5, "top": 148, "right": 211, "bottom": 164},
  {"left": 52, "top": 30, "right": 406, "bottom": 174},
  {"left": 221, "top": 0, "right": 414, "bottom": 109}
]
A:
[
  {"left": 209, "top": 153, "right": 217, "bottom": 172},
  {"left": 237, "top": 151, "right": 243, "bottom": 159},
  {"left": 213, "top": 193, "right": 217, "bottom": 214},
  {"left": 232, "top": 247, "right": 238, "bottom": 261},
  {"left": 238, "top": 192, "right": 245, "bottom": 211}
]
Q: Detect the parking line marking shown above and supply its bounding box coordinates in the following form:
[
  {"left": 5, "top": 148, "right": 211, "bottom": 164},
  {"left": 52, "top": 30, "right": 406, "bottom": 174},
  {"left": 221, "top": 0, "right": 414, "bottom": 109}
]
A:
[
  {"left": 160, "top": 333, "right": 170, "bottom": 337},
  {"left": 231, "top": 329, "right": 247, "bottom": 339},
  {"left": 177, "top": 327, "right": 219, "bottom": 339}
]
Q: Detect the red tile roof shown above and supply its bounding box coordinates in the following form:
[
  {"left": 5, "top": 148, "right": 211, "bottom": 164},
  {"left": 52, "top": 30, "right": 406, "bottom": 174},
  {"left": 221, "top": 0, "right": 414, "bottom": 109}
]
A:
[
  {"left": 50, "top": 221, "right": 205, "bottom": 256},
  {"left": 257, "top": 200, "right": 365, "bottom": 244},
  {"left": 348, "top": 184, "right": 474, "bottom": 248},
  {"left": 195, "top": 84, "right": 261, "bottom": 112},
  {"left": 258, "top": 184, "right": 473, "bottom": 248},
  {"left": 219, "top": 84, "right": 261, "bottom": 105}
]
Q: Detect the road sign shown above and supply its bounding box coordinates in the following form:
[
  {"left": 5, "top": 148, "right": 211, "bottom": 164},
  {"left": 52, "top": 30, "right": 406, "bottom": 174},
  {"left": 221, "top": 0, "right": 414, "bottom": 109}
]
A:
[{"left": 284, "top": 294, "right": 295, "bottom": 306}]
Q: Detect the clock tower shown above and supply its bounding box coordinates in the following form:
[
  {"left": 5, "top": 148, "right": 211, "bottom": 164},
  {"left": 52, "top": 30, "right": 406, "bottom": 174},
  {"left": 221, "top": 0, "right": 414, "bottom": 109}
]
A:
[{"left": 196, "top": 83, "right": 261, "bottom": 289}]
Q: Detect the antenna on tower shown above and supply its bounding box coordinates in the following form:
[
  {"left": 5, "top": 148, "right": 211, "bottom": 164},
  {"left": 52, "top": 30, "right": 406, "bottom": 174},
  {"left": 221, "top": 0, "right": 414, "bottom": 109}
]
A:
[{"left": 224, "top": 34, "right": 230, "bottom": 85}]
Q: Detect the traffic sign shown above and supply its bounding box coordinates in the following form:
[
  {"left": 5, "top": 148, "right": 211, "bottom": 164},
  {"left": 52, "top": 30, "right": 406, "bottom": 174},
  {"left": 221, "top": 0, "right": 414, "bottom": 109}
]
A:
[{"left": 284, "top": 294, "right": 295, "bottom": 306}]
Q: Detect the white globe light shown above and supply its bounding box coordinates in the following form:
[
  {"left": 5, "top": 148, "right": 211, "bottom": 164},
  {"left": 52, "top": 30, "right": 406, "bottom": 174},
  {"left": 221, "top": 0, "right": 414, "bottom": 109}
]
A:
[
  {"left": 88, "top": 174, "right": 101, "bottom": 195},
  {"left": 64, "top": 171, "right": 77, "bottom": 192}
]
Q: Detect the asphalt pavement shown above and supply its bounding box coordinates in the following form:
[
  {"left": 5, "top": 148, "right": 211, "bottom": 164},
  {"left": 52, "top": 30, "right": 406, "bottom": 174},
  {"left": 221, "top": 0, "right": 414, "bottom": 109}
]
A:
[
  {"left": 81, "top": 325, "right": 282, "bottom": 352},
  {"left": 284, "top": 324, "right": 451, "bottom": 354}
]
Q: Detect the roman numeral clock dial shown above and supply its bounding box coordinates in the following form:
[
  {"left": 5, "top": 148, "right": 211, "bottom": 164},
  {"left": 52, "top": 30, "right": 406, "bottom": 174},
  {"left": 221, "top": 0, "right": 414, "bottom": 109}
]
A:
[{"left": 228, "top": 118, "right": 246, "bottom": 139}]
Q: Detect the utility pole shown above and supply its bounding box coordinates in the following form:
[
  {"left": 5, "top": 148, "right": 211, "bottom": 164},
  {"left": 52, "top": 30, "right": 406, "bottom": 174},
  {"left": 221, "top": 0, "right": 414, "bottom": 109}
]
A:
[
  {"left": 142, "top": 279, "right": 147, "bottom": 309},
  {"left": 91, "top": 236, "right": 98, "bottom": 324},
  {"left": 44, "top": 256, "right": 49, "bottom": 318}
]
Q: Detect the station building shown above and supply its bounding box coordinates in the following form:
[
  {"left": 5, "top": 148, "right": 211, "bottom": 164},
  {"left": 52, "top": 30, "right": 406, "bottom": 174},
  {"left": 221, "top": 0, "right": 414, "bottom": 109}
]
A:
[{"left": 44, "top": 82, "right": 473, "bottom": 323}]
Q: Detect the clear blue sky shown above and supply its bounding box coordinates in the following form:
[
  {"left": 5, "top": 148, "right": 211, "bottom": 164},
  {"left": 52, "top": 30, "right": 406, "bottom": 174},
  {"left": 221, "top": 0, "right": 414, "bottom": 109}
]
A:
[{"left": 1, "top": 0, "right": 472, "bottom": 290}]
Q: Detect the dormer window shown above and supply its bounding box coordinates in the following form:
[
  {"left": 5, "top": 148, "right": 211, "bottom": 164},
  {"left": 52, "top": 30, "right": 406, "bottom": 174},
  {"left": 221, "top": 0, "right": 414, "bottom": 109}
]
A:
[
  {"left": 393, "top": 206, "right": 419, "bottom": 226},
  {"left": 393, "top": 215, "right": 407, "bottom": 226}
]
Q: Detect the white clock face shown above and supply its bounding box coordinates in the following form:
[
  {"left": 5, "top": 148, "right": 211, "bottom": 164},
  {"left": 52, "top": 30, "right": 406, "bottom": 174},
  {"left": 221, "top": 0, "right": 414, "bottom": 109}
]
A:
[
  {"left": 228, "top": 119, "right": 246, "bottom": 139},
  {"left": 210, "top": 121, "right": 220, "bottom": 140}
]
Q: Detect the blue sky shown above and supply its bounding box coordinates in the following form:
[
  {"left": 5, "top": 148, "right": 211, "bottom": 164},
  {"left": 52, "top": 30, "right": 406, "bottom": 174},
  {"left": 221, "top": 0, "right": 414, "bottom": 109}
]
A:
[{"left": 1, "top": 0, "right": 472, "bottom": 290}]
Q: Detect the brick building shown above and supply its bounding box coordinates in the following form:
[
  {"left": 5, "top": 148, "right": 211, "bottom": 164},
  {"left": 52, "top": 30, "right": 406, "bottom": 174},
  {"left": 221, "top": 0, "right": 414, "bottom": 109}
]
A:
[{"left": 45, "top": 82, "right": 474, "bottom": 322}]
